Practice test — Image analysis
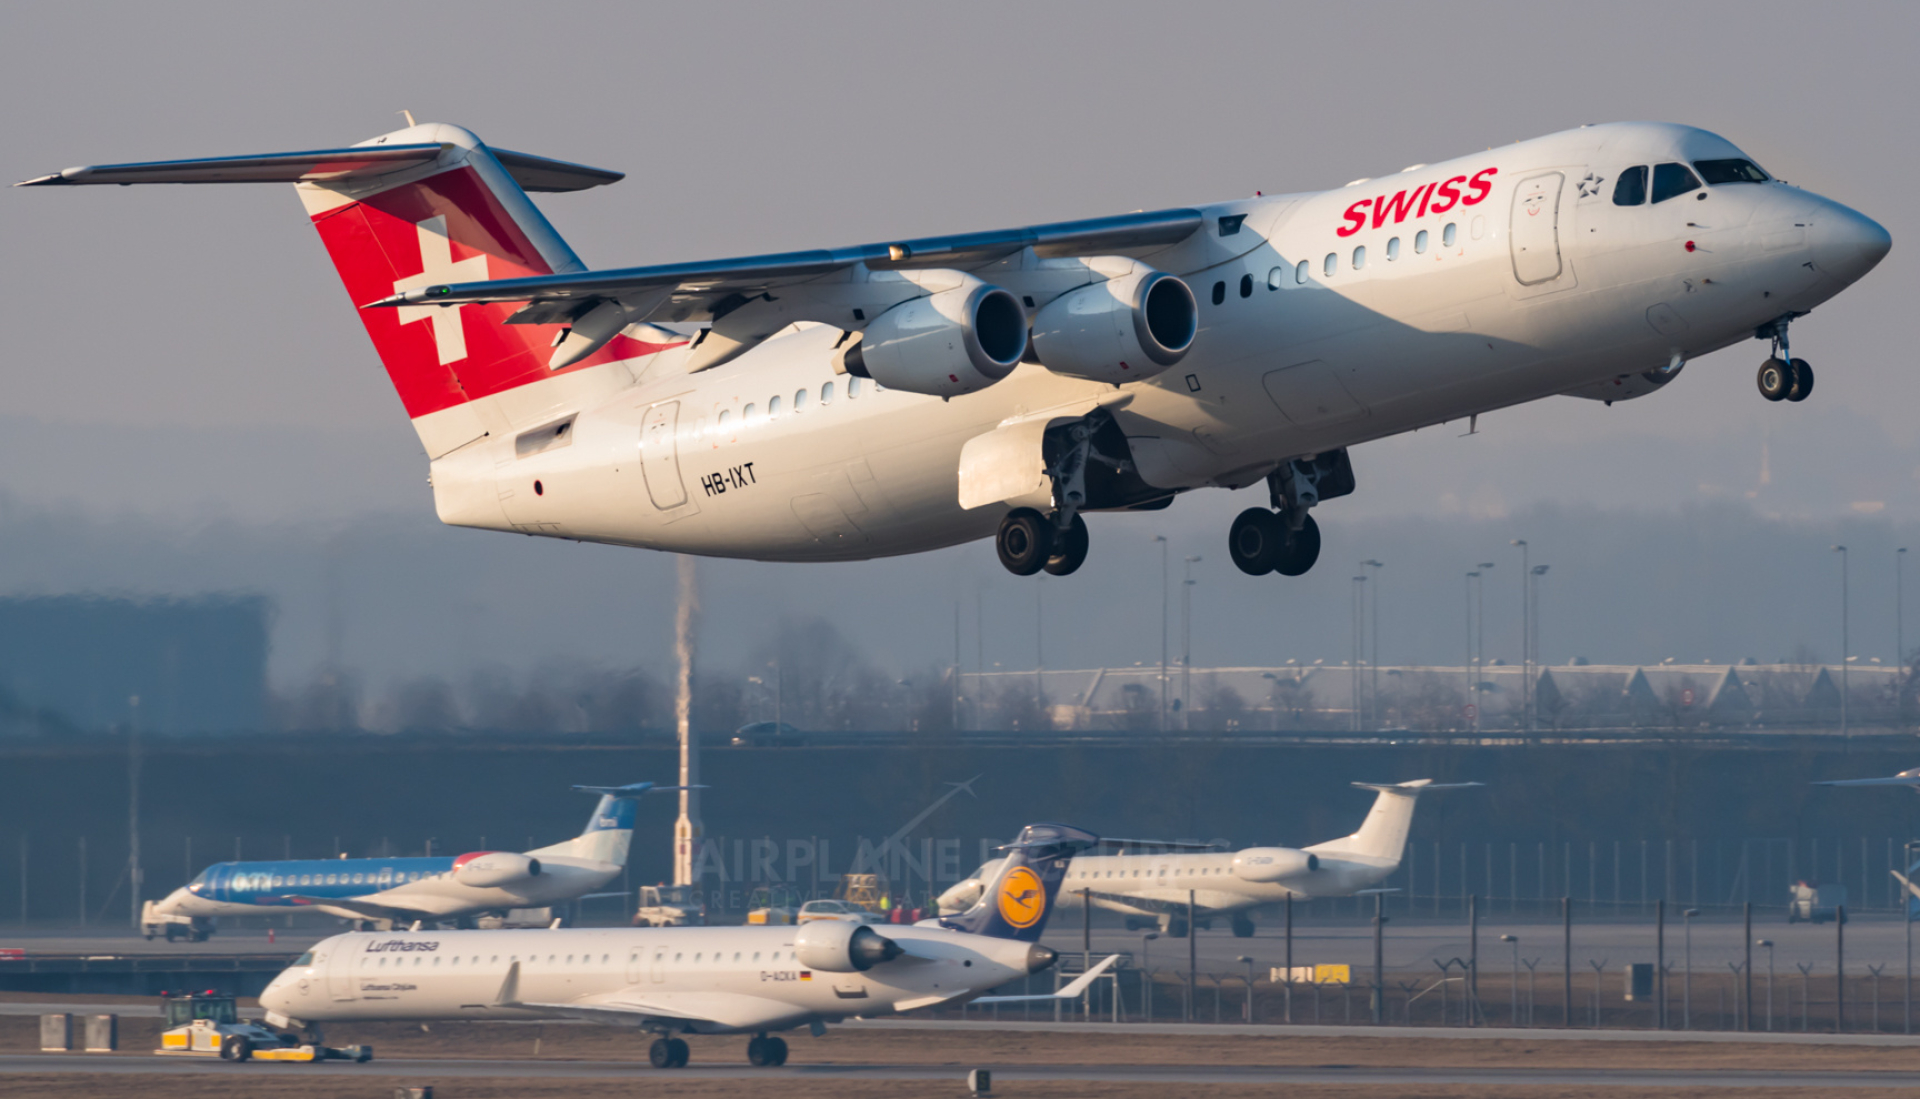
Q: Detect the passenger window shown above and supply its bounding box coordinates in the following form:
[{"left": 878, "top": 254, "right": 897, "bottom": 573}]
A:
[
  {"left": 1294, "top": 259, "right": 1309, "bottom": 284},
  {"left": 1442, "top": 223, "right": 1457, "bottom": 248},
  {"left": 1386, "top": 237, "right": 1400, "bottom": 261},
  {"left": 1650, "top": 162, "right": 1701, "bottom": 203},
  {"left": 1210, "top": 280, "right": 1226, "bottom": 305},
  {"left": 1267, "top": 266, "right": 1284, "bottom": 290},
  {"left": 1612, "top": 165, "right": 1648, "bottom": 206},
  {"left": 1351, "top": 245, "right": 1366, "bottom": 270},
  {"left": 717, "top": 409, "right": 731, "bottom": 426},
  {"left": 1238, "top": 273, "right": 1253, "bottom": 298},
  {"left": 847, "top": 376, "right": 862, "bottom": 399},
  {"left": 1323, "top": 253, "right": 1337, "bottom": 277},
  {"left": 768, "top": 394, "right": 782, "bottom": 417},
  {"left": 1694, "top": 158, "right": 1768, "bottom": 185},
  {"left": 1414, "top": 229, "right": 1428, "bottom": 254},
  {"left": 793, "top": 388, "right": 808, "bottom": 411},
  {"left": 820, "top": 381, "right": 834, "bottom": 405},
  {"left": 742, "top": 403, "right": 756, "bottom": 420}
]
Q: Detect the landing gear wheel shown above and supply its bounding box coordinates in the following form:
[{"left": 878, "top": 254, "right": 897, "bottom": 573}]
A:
[
  {"left": 651, "top": 1037, "right": 690, "bottom": 1068},
  {"left": 996, "top": 507, "right": 1054, "bottom": 576},
  {"left": 1231, "top": 913, "right": 1256, "bottom": 938},
  {"left": 748, "top": 1035, "right": 777, "bottom": 1067},
  {"left": 1757, "top": 357, "right": 1791, "bottom": 401},
  {"left": 1273, "top": 514, "right": 1321, "bottom": 577},
  {"left": 1228, "top": 508, "right": 1283, "bottom": 576},
  {"left": 1786, "top": 358, "right": 1814, "bottom": 402},
  {"left": 221, "top": 1037, "right": 252, "bottom": 1062},
  {"left": 669, "top": 1038, "right": 690, "bottom": 1068},
  {"left": 1043, "top": 514, "right": 1089, "bottom": 576},
  {"left": 769, "top": 1036, "right": 788, "bottom": 1065}
]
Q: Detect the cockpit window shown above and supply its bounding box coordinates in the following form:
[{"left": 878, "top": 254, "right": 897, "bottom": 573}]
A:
[
  {"left": 294, "top": 951, "right": 315, "bottom": 966},
  {"left": 1612, "top": 166, "right": 1647, "bottom": 206},
  {"left": 1694, "top": 158, "right": 1768, "bottom": 185},
  {"left": 1650, "top": 163, "right": 1702, "bottom": 204}
]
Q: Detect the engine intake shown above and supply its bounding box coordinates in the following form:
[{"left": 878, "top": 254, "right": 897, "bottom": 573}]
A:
[
  {"left": 843, "top": 276, "right": 1026, "bottom": 398},
  {"left": 1230, "top": 847, "right": 1320, "bottom": 885},
  {"left": 451, "top": 851, "right": 542, "bottom": 889},
  {"left": 793, "top": 919, "right": 903, "bottom": 972},
  {"left": 1029, "top": 268, "right": 1196, "bottom": 384}
]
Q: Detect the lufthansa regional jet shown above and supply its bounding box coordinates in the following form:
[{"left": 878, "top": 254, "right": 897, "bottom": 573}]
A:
[
  {"left": 143, "top": 783, "right": 683, "bottom": 939},
  {"left": 939, "top": 779, "right": 1475, "bottom": 935},
  {"left": 23, "top": 122, "right": 1887, "bottom": 578},
  {"left": 258, "top": 823, "right": 1111, "bottom": 1070}
]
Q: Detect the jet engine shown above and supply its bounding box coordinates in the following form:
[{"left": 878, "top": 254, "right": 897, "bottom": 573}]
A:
[
  {"left": 840, "top": 276, "right": 1027, "bottom": 398},
  {"left": 1229, "top": 847, "right": 1320, "bottom": 885},
  {"left": 452, "top": 851, "right": 542, "bottom": 888},
  {"left": 1028, "top": 268, "right": 1197, "bottom": 384},
  {"left": 793, "top": 919, "right": 903, "bottom": 972}
]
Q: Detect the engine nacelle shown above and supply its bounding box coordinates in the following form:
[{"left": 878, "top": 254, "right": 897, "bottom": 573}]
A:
[
  {"left": 1029, "top": 267, "right": 1196, "bottom": 384},
  {"left": 842, "top": 277, "right": 1026, "bottom": 398},
  {"left": 1230, "top": 847, "right": 1320, "bottom": 885},
  {"left": 793, "top": 919, "right": 903, "bottom": 972},
  {"left": 452, "top": 851, "right": 541, "bottom": 889}
]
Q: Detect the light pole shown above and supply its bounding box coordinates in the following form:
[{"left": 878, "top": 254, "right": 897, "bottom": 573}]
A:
[
  {"left": 1833, "top": 545, "right": 1849, "bottom": 743},
  {"left": 1141, "top": 932, "right": 1160, "bottom": 1021},
  {"left": 1757, "top": 938, "right": 1775, "bottom": 1032},
  {"left": 1351, "top": 574, "right": 1368, "bottom": 732},
  {"left": 1683, "top": 908, "right": 1700, "bottom": 1029},
  {"left": 1238, "top": 954, "right": 1256, "bottom": 1023},
  {"left": 1899, "top": 547, "right": 1909, "bottom": 731},
  {"left": 1035, "top": 577, "right": 1045, "bottom": 710},
  {"left": 1476, "top": 563, "right": 1494, "bottom": 733},
  {"left": 1511, "top": 540, "right": 1530, "bottom": 732},
  {"left": 1531, "top": 565, "right": 1550, "bottom": 721},
  {"left": 1466, "top": 572, "right": 1480, "bottom": 731},
  {"left": 1183, "top": 556, "right": 1201, "bottom": 730},
  {"left": 1501, "top": 934, "right": 1520, "bottom": 1025},
  {"left": 1155, "top": 536, "right": 1169, "bottom": 733},
  {"left": 1364, "top": 559, "right": 1384, "bottom": 727}
]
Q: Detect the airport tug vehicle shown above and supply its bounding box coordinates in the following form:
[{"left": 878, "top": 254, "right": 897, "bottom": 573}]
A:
[{"left": 155, "top": 992, "right": 372, "bottom": 1063}]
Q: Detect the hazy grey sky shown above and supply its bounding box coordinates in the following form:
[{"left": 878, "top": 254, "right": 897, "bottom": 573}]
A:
[{"left": 2, "top": 2, "right": 1915, "bottom": 687}]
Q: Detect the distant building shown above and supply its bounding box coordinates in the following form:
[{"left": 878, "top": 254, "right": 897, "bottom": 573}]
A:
[{"left": 0, "top": 595, "right": 269, "bottom": 733}]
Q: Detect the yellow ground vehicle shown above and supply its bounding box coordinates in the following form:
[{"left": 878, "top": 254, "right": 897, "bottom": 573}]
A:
[
  {"left": 154, "top": 993, "right": 372, "bottom": 1063},
  {"left": 745, "top": 885, "right": 798, "bottom": 925}
]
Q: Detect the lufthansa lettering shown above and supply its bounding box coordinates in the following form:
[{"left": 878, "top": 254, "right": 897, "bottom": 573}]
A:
[{"left": 365, "top": 939, "right": 441, "bottom": 953}]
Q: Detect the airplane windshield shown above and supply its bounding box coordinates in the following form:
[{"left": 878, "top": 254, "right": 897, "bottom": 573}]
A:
[
  {"left": 1694, "top": 158, "right": 1768, "bottom": 184},
  {"left": 1650, "top": 162, "right": 1702, "bottom": 204}
]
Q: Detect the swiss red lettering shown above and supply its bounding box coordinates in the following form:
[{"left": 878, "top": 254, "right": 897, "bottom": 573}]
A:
[
  {"left": 1463, "top": 167, "right": 1498, "bottom": 206},
  {"left": 1414, "top": 181, "right": 1437, "bottom": 219},
  {"left": 1429, "top": 176, "right": 1467, "bottom": 214},
  {"left": 1370, "top": 188, "right": 1422, "bottom": 229},
  {"left": 1337, "top": 199, "right": 1370, "bottom": 238}
]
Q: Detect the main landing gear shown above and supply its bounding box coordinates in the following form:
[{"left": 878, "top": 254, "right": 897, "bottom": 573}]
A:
[
  {"left": 746, "top": 1033, "right": 789, "bottom": 1066},
  {"left": 1755, "top": 317, "right": 1813, "bottom": 403},
  {"left": 1227, "top": 450, "right": 1353, "bottom": 578},
  {"left": 648, "top": 1036, "right": 690, "bottom": 1068},
  {"left": 996, "top": 414, "right": 1108, "bottom": 577}
]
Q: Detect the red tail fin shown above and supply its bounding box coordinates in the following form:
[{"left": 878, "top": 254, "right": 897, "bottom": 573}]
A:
[{"left": 298, "top": 124, "right": 672, "bottom": 427}]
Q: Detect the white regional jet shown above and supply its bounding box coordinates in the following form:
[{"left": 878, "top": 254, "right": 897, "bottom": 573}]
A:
[
  {"left": 22, "top": 122, "right": 1887, "bottom": 577},
  {"left": 939, "top": 780, "right": 1475, "bottom": 936},
  {"left": 258, "top": 824, "right": 1110, "bottom": 1069}
]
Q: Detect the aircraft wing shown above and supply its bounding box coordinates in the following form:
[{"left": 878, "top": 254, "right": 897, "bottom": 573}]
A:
[{"left": 480, "top": 961, "right": 799, "bottom": 1031}]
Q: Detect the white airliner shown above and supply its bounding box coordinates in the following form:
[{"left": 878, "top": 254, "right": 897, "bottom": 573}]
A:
[
  {"left": 258, "top": 824, "right": 1110, "bottom": 1069},
  {"left": 144, "top": 783, "right": 684, "bottom": 938},
  {"left": 939, "top": 780, "right": 1475, "bottom": 936},
  {"left": 23, "top": 122, "right": 1887, "bottom": 577}
]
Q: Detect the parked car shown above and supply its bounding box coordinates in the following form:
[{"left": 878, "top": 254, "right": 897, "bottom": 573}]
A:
[
  {"left": 796, "top": 899, "right": 880, "bottom": 924},
  {"left": 731, "top": 722, "right": 807, "bottom": 747}
]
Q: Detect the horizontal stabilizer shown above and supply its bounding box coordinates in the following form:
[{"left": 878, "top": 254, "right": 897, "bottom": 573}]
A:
[
  {"left": 17, "top": 144, "right": 621, "bottom": 193},
  {"left": 974, "top": 955, "right": 1119, "bottom": 1004},
  {"left": 571, "top": 782, "right": 705, "bottom": 798}
]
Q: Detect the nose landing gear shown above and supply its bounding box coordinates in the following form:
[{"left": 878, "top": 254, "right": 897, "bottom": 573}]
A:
[{"left": 1755, "top": 317, "right": 1813, "bottom": 403}]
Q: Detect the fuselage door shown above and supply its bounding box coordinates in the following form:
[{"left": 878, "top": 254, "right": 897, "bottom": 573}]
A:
[
  {"left": 641, "top": 401, "right": 688, "bottom": 510},
  {"left": 1510, "top": 172, "right": 1565, "bottom": 285},
  {"left": 325, "top": 944, "right": 358, "bottom": 1002}
]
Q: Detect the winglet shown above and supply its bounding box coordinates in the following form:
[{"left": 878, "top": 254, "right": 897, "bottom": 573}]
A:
[
  {"left": 493, "top": 960, "right": 522, "bottom": 1007},
  {"left": 973, "top": 954, "right": 1120, "bottom": 1005}
]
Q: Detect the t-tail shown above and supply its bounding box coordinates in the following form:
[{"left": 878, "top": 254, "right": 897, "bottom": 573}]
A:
[
  {"left": 527, "top": 782, "right": 694, "bottom": 867},
  {"left": 941, "top": 823, "right": 1098, "bottom": 941},
  {"left": 1308, "top": 780, "right": 1481, "bottom": 864},
  {"left": 16, "top": 123, "right": 682, "bottom": 463}
]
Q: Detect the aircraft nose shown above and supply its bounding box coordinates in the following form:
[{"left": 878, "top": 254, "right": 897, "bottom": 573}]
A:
[{"left": 1808, "top": 201, "right": 1892, "bottom": 284}]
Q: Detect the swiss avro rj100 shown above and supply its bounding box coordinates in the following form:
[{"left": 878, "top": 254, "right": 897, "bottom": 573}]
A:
[{"left": 23, "top": 122, "right": 1888, "bottom": 577}]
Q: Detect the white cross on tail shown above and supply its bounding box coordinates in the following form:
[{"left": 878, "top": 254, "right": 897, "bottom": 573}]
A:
[{"left": 391, "top": 216, "right": 489, "bottom": 365}]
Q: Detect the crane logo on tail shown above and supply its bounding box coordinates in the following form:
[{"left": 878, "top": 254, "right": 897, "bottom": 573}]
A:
[{"left": 997, "top": 866, "right": 1046, "bottom": 929}]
